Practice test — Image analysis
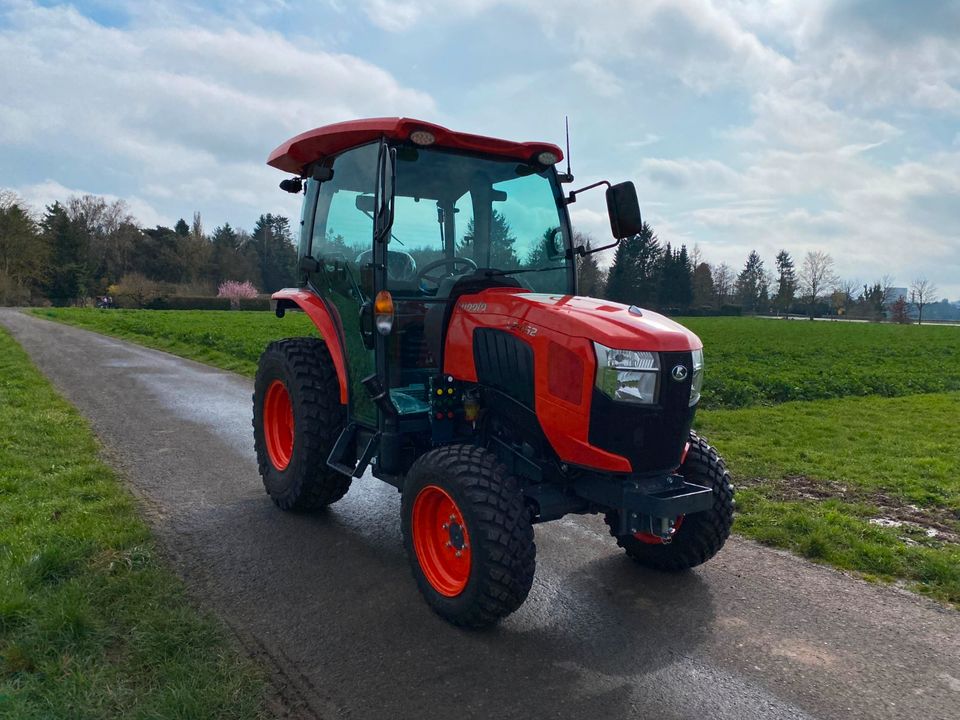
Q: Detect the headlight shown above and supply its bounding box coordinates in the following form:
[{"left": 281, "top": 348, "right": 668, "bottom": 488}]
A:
[
  {"left": 594, "top": 343, "right": 659, "bottom": 404},
  {"left": 689, "top": 348, "right": 704, "bottom": 406}
]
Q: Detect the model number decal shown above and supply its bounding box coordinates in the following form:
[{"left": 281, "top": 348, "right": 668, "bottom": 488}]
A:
[{"left": 460, "top": 302, "right": 487, "bottom": 313}]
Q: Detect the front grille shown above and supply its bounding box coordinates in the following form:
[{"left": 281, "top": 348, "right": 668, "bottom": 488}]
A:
[
  {"left": 588, "top": 351, "right": 697, "bottom": 474},
  {"left": 473, "top": 328, "right": 535, "bottom": 408}
]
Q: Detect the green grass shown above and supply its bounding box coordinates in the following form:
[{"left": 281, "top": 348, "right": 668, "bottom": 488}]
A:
[
  {"left": 31, "top": 308, "right": 960, "bottom": 605},
  {"left": 697, "top": 393, "right": 960, "bottom": 604},
  {"left": 681, "top": 317, "right": 960, "bottom": 408},
  {"left": 31, "top": 308, "right": 317, "bottom": 378},
  {"left": 0, "top": 327, "right": 266, "bottom": 719},
  {"left": 34, "top": 311, "right": 960, "bottom": 410}
]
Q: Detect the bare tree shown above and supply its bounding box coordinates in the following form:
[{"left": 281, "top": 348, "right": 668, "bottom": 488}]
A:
[
  {"left": 910, "top": 277, "right": 938, "bottom": 325},
  {"left": 712, "top": 262, "right": 733, "bottom": 306},
  {"left": 879, "top": 274, "right": 895, "bottom": 305},
  {"left": 798, "top": 251, "right": 838, "bottom": 319},
  {"left": 689, "top": 243, "right": 703, "bottom": 270}
]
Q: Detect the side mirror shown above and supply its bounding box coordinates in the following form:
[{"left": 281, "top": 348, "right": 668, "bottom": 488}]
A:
[
  {"left": 545, "top": 227, "right": 564, "bottom": 260},
  {"left": 605, "top": 181, "right": 642, "bottom": 239},
  {"left": 355, "top": 194, "right": 376, "bottom": 213}
]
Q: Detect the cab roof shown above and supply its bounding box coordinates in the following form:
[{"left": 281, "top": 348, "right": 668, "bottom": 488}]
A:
[{"left": 266, "top": 117, "right": 564, "bottom": 176}]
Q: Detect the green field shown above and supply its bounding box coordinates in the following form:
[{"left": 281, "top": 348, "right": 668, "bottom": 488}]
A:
[
  {"left": 0, "top": 326, "right": 266, "bottom": 718},
  {"left": 30, "top": 309, "right": 960, "bottom": 603},
  {"left": 682, "top": 317, "right": 960, "bottom": 408}
]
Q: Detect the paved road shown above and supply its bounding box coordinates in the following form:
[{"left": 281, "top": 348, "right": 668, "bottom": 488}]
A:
[{"left": 3, "top": 308, "right": 958, "bottom": 720}]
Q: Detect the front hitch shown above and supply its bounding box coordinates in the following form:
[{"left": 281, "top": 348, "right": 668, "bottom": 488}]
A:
[{"left": 572, "top": 474, "right": 714, "bottom": 537}]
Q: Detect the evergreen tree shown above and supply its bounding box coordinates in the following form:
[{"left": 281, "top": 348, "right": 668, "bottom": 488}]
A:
[
  {"left": 0, "top": 197, "right": 47, "bottom": 304},
  {"left": 252, "top": 213, "right": 297, "bottom": 292},
  {"left": 573, "top": 233, "right": 605, "bottom": 298},
  {"left": 735, "top": 250, "right": 767, "bottom": 313},
  {"left": 174, "top": 218, "right": 190, "bottom": 236},
  {"left": 691, "top": 262, "right": 714, "bottom": 309},
  {"left": 605, "top": 221, "right": 660, "bottom": 306},
  {"left": 42, "top": 202, "right": 89, "bottom": 305},
  {"left": 138, "top": 226, "right": 187, "bottom": 283},
  {"left": 773, "top": 250, "right": 797, "bottom": 314},
  {"left": 458, "top": 210, "right": 519, "bottom": 269}
]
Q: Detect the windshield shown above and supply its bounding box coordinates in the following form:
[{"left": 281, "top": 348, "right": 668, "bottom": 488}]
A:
[{"left": 387, "top": 147, "right": 573, "bottom": 295}]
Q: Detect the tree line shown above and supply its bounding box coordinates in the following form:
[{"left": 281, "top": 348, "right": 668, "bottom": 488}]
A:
[
  {"left": 0, "top": 191, "right": 296, "bottom": 306},
  {"left": 1, "top": 189, "right": 951, "bottom": 322},
  {"left": 592, "top": 222, "right": 950, "bottom": 323}
]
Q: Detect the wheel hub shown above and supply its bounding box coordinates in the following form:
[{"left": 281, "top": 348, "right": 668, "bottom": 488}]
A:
[
  {"left": 411, "top": 485, "right": 472, "bottom": 597},
  {"left": 448, "top": 521, "right": 465, "bottom": 550},
  {"left": 263, "top": 380, "right": 294, "bottom": 471}
]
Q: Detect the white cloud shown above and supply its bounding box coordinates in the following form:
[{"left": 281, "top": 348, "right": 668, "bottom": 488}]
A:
[{"left": 0, "top": 1, "right": 436, "bottom": 228}]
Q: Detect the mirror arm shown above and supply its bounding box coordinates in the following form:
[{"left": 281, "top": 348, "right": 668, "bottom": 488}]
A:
[
  {"left": 565, "top": 179, "right": 610, "bottom": 205},
  {"left": 580, "top": 238, "right": 621, "bottom": 256}
]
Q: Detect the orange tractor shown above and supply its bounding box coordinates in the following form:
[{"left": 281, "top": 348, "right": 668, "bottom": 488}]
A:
[{"left": 254, "top": 118, "right": 733, "bottom": 627}]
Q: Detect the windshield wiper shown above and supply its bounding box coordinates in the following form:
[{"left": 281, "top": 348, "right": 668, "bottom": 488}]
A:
[{"left": 484, "top": 265, "right": 567, "bottom": 278}]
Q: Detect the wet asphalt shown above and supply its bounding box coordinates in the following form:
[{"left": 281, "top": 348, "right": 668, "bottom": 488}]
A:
[{"left": 2, "top": 308, "right": 958, "bottom": 720}]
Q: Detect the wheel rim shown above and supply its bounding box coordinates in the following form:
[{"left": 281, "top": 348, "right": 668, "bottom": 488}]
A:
[
  {"left": 634, "top": 515, "right": 684, "bottom": 544},
  {"left": 411, "top": 485, "right": 472, "bottom": 597},
  {"left": 263, "top": 380, "right": 294, "bottom": 470}
]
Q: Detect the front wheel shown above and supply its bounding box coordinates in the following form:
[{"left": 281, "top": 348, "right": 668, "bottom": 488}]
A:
[
  {"left": 401, "top": 445, "right": 536, "bottom": 628},
  {"left": 605, "top": 431, "right": 734, "bottom": 571}
]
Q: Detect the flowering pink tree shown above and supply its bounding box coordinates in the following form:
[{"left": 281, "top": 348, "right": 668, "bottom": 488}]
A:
[{"left": 217, "top": 280, "right": 259, "bottom": 309}]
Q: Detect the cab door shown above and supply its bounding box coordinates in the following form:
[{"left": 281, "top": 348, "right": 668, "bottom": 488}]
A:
[{"left": 305, "top": 142, "right": 380, "bottom": 427}]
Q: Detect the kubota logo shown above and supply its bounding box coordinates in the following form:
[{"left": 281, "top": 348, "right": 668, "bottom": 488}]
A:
[{"left": 671, "top": 364, "right": 688, "bottom": 382}]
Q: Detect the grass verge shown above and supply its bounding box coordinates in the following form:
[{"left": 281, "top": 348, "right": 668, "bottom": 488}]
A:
[
  {"left": 0, "top": 326, "right": 266, "bottom": 719},
  {"left": 698, "top": 392, "right": 960, "bottom": 604},
  {"left": 30, "top": 308, "right": 316, "bottom": 378}
]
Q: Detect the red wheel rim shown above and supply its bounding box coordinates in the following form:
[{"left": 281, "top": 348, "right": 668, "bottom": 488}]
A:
[
  {"left": 634, "top": 515, "right": 684, "bottom": 544},
  {"left": 411, "top": 485, "right": 472, "bottom": 597},
  {"left": 263, "top": 380, "right": 294, "bottom": 470}
]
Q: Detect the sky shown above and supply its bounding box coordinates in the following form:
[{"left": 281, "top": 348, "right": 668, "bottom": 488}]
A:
[{"left": 1, "top": 0, "right": 958, "bottom": 299}]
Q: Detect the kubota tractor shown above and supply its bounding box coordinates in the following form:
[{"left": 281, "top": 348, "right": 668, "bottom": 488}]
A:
[{"left": 253, "top": 118, "right": 734, "bottom": 627}]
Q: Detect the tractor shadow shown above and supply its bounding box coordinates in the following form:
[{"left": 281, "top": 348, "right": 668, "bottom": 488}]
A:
[{"left": 169, "top": 477, "right": 719, "bottom": 720}]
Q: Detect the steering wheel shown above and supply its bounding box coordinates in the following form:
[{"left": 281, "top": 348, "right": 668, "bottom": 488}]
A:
[{"left": 416, "top": 256, "right": 478, "bottom": 291}]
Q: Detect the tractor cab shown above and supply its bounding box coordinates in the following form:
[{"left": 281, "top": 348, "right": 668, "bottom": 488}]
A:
[
  {"left": 256, "top": 118, "right": 733, "bottom": 628},
  {"left": 300, "top": 134, "right": 576, "bottom": 424}
]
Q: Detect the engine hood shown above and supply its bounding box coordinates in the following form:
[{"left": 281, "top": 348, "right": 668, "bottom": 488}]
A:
[{"left": 467, "top": 289, "right": 702, "bottom": 352}]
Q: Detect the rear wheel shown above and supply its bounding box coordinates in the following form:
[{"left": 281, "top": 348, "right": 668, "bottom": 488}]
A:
[
  {"left": 605, "top": 431, "right": 734, "bottom": 571},
  {"left": 253, "top": 337, "right": 350, "bottom": 511},
  {"left": 401, "top": 445, "right": 535, "bottom": 628}
]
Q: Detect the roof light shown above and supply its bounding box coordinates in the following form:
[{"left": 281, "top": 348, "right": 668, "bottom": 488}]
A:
[
  {"left": 537, "top": 151, "right": 558, "bottom": 165},
  {"left": 409, "top": 129, "right": 436, "bottom": 146}
]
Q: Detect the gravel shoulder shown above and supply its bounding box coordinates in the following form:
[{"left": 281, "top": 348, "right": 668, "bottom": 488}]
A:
[{"left": 3, "top": 308, "right": 958, "bottom": 720}]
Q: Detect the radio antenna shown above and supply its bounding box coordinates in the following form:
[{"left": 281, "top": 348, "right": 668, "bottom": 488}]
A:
[{"left": 561, "top": 116, "right": 574, "bottom": 183}]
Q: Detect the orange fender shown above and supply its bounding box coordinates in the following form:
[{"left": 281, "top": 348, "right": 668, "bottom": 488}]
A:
[{"left": 271, "top": 288, "right": 349, "bottom": 405}]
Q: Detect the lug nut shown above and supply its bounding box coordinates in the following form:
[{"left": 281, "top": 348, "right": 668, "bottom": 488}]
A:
[
  {"left": 455, "top": 551, "right": 462, "bottom": 558},
  {"left": 449, "top": 514, "right": 456, "bottom": 521},
  {"left": 442, "top": 523, "right": 449, "bottom": 529},
  {"left": 446, "top": 541, "right": 452, "bottom": 547}
]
